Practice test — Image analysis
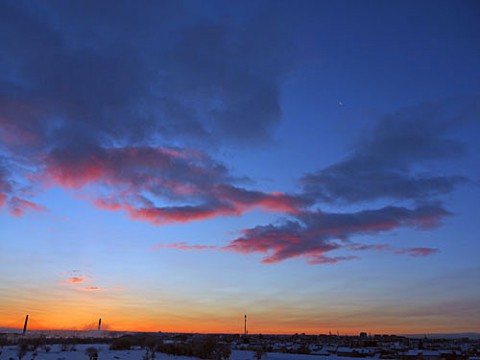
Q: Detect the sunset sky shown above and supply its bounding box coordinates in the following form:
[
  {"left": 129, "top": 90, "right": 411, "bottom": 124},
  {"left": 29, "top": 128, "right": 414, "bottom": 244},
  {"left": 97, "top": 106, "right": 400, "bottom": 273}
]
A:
[{"left": 1, "top": 0, "right": 479, "bottom": 335}]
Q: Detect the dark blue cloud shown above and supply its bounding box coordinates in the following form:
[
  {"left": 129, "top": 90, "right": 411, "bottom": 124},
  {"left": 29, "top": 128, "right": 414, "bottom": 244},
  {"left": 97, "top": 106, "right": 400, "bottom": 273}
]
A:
[
  {"left": 0, "top": 0, "right": 293, "bottom": 154},
  {"left": 302, "top": 98, "right": 478, "bottom": 204},
  {"left": 0, "top": 0, "right": 298, "bottom": 220}
]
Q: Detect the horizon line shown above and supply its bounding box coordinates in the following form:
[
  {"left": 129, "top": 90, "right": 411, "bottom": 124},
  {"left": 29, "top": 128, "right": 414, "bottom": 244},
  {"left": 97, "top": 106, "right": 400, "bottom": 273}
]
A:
[{"left": 1, "top": 327, "right": 479, "bottom": 339}]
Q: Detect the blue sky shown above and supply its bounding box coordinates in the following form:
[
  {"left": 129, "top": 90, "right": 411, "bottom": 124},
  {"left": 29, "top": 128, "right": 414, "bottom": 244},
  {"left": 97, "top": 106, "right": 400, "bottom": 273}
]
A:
[{"left": 1, "top": 0, "right": 479, "bottom": 334}]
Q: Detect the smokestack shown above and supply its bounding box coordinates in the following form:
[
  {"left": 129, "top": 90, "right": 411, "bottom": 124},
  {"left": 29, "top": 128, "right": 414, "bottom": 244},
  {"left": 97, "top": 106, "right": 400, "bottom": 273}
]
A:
[
  {"left": 23, "top": 314, "right": 29, "bottom": 335},
  {"left": 244, "top": 314, "right": 247, "bottom": 336},
  {"left": 98, "top": 318, "right": 102, "bottom": 331}
]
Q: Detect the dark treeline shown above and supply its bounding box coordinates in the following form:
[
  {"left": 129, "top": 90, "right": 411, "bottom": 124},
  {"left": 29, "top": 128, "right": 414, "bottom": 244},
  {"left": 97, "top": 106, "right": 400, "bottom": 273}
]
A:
[
  {"left": 1, "top": 333, "right": 232, "bottom": 360},
  {"left": 110, "top": 334, "right": 231, "bottom": 360}
]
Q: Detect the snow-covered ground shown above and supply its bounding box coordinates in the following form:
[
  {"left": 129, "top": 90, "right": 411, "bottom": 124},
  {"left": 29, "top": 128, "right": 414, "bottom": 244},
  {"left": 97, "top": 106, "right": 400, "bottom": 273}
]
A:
[{"left": 0, "top": 344, "right": 361, "bottom": 360}]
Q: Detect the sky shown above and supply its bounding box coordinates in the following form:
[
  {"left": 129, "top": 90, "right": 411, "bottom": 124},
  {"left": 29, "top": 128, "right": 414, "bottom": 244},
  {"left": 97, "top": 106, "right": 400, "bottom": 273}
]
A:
[{"left": 1, "top": 0, "right": 479, "bottom": 335}]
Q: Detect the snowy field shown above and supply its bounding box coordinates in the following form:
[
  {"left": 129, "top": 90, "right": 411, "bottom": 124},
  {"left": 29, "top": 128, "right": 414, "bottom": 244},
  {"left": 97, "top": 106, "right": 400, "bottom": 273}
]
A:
[{"left": 0, "top": 344, "right": 361, "bottom": 360}]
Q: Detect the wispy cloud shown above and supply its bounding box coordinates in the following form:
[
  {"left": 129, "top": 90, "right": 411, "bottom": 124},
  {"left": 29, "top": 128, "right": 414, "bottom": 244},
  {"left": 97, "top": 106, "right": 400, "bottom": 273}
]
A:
[
  {"left": 225, "top": 204, "right": 447, "bottom": 264},
  {"left": 8, "top": 196, "right": 47, "bottom": 217},
  {"left": 394, "top": 247, "right": 440, "bottom": 257},
  {"left": 66, "top": 277, "right": 87, "bottom": 284},
  {"left": 83, "top": 286, "right": 104, "bottom": 291},
  {"left": 347, "top": 243, "right": 439, "bottom": 258},
  {"left": 152, "top": 204, "right": 445, "bottom": 264},
  {"left": 301, "top": 100, "right": 475, "bottom": 204},
  {"left": 151, "top": 242, "right": 221, "bottom": 251},
  {"left": 59, "top": 271, "right": 123, "bottom": 292},
  {"left": 59, "top": 271, "right": 91, "bottom": 286}
]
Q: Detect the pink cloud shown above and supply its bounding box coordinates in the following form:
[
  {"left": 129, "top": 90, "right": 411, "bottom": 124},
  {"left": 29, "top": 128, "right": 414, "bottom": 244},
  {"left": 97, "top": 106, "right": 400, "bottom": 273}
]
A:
[
  {"left": 151, "top": 242, "right": 220, "bottom": 251},
  {"left": 127, "top": 204, "right": 237, "bottom": 225},
  {"left": 40, "top": 146, "right": 309, "bottom": 225},
  {"left": 347, "top": 243, "right": 392, "bottom": 252},
  {"left": 306, "top": 255, "right": 358, "bottom": 265},
  {"left": 67, "top": 277, "right": 86, "bottom": 284},
  {"left": 82, "top": 285, "right": 127, "bottom": 291},
  {"left": 0, "top": 193, "right": 7, "bottom": 210},
  {"left": 395, "top": 247, "right": 439, "bottom": 257},
  {"left": 93, "top": 197, "right": 125, "bottom": 211},
  {"left": 211, "top": 185, "right": 310, "bottom": 214},
  {"left": 8, "top": 196, "right": 47, "bottom": 217},
  {"left": 44, "top": 157, "right": 107, "bottom": 189},
  {"left": 154, "top": 204, "right": 446, "bottom": 265},
  {"left": 126, "top": 185, "right": 310, "bottom": 225},
  {"left": 83, "top": 286, "right": 104, "bottom": 291},
  {"left": 3, "top": 144, "right": 308, "bottom": 225},
  {"left": 59, "top": 271, "right": 125, "bottom": 292},
  {"left": 43, "top": 146, "right": 219, "bottom": 190},
  {"left": 225, "top": 222, "right": 340, "bottom": 264},
  {"left": 60, "top": 272, "right": 91, "bottom": 286}
]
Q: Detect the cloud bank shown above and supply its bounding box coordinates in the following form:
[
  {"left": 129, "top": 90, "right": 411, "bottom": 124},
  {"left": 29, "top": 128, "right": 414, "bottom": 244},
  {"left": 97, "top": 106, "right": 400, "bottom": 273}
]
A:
[
  {"left": 153, "top": 204, "right": 447, "bottom": 264},
  {"left": 152, "top": 98, "right": 477, "bottom": 264},
  {"left": 1, "top": 1, "right": 477, "bottom": 264}
]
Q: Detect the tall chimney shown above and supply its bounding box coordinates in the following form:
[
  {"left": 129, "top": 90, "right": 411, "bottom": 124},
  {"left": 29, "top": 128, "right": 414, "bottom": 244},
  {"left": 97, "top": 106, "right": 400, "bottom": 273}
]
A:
[
  {"left": 98, "top": 318, "right": 102, "bottom": 331},
  {"left": 23, "top": 314, "right": 29, "bottom": 335},
  {"left": 244, "top": 314, "right": 247, "bottom": 336}
]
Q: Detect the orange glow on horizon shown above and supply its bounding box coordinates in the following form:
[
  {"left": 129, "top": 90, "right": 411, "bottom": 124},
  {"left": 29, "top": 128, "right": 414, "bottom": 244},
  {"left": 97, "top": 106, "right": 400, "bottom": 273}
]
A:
[
  {"left": 1, "top": 283, "right": 477, "bottom": 336},
  {"left": 1, "top": 307, "right": 477, "bottom": 336}
]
